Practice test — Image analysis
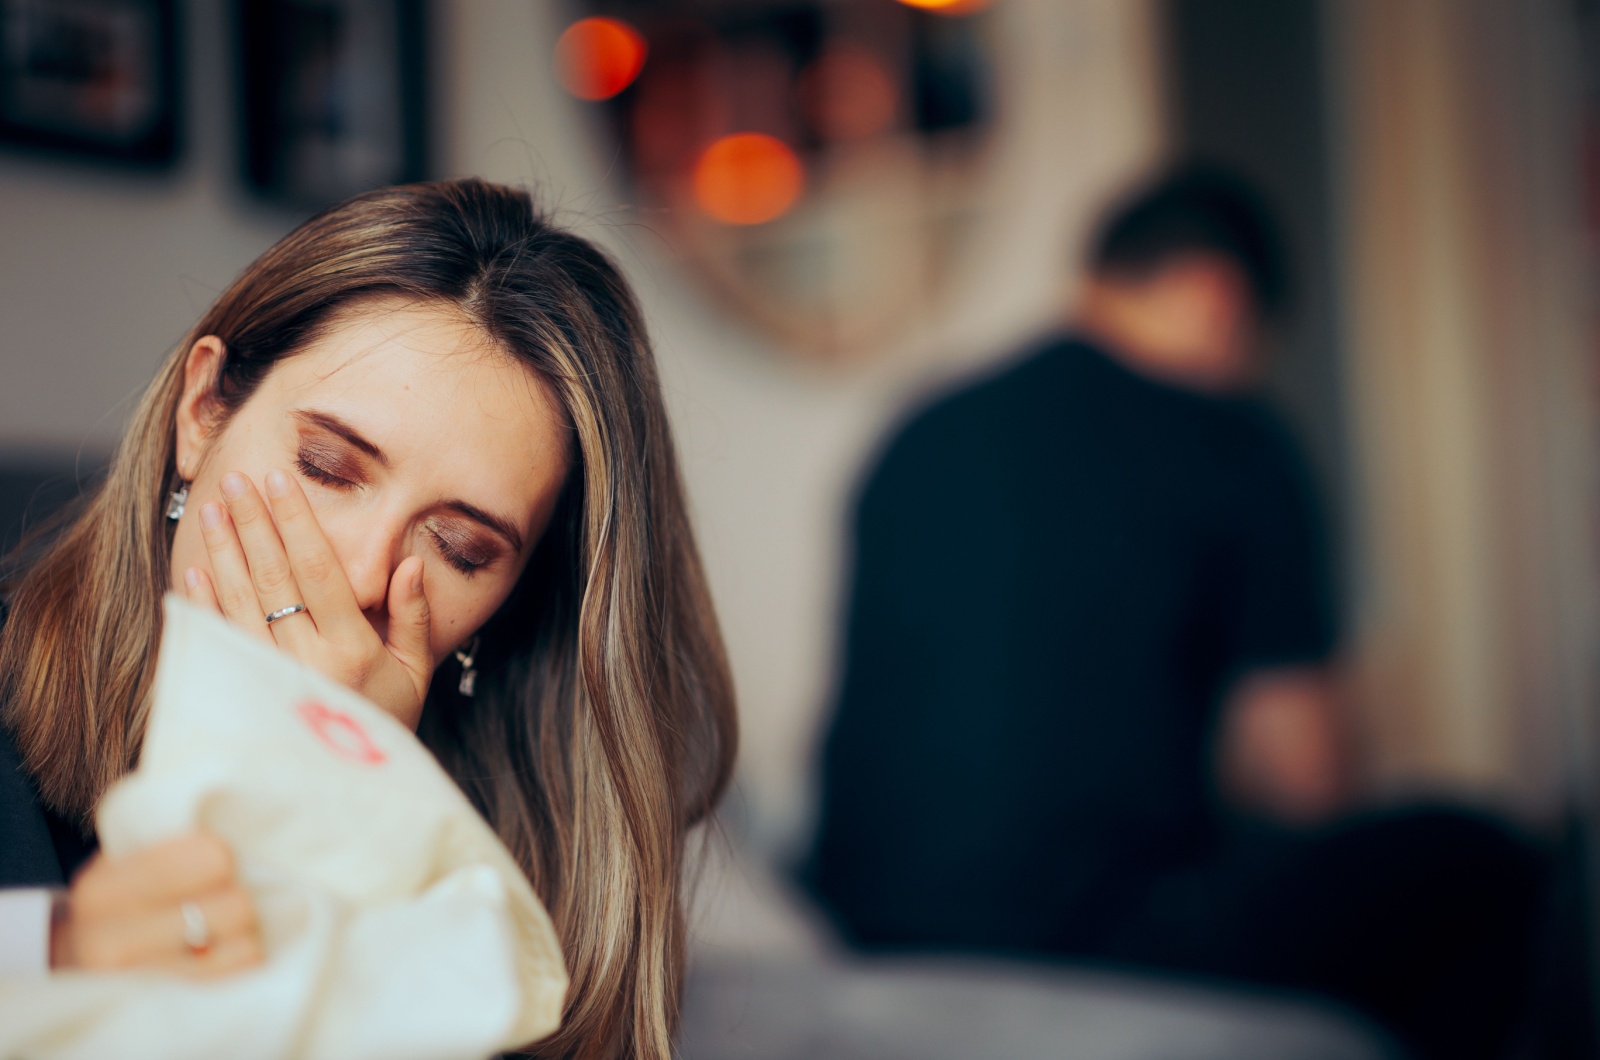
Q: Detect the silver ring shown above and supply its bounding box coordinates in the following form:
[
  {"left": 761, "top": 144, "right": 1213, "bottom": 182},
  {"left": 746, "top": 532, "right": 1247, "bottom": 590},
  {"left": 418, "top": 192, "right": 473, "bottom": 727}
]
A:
[
  {"left": 265, "top": 603, "right": 308, "bottom": 625},
  {"left": 180, "top": 900, "right": 210, "bottom": 954}
]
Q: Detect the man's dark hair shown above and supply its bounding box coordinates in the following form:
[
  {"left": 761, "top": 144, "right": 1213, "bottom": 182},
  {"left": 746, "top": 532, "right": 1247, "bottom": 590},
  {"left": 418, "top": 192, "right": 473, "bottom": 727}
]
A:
[{"left": 1089, "top": 166, "right": 1290, "bottom": 316}]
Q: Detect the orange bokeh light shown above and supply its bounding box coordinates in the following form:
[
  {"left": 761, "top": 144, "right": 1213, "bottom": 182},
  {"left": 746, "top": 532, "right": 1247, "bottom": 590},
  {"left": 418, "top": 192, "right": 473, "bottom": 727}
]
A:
[
  {"left": 691, "top": 133, "right": 805, "bottom": 226},
  {"left": 895, "top": 0, "right": 993, "bottom": 13},
  {"left": 555, "top": 17, "right": 647, "bottom": 101}
]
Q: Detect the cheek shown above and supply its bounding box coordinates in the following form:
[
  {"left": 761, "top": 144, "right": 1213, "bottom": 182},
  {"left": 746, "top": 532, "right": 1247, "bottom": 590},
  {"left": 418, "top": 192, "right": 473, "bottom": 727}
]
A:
[
  {"left": 421, "top": 570, "right": 521, "bottom": 662},
  {"left": 293, "top": 486, "right": 373, "bottom": 564},
  {"left": 167, "top": 517, "right": 205, "bottom": 591},
  {"left": 167, "top": 422, "right": 284, "bottom": 580},
  {"left": 167, "top": 469, "right": 250, "bottom": 589}
]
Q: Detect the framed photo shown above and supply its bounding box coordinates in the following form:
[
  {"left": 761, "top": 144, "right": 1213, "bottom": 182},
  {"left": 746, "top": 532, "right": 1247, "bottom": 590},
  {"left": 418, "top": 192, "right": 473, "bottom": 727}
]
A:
[
  {"left": 0, "top": 0, "right": 179, "bottom": 165},
  {"left": 237, "top": 0, "right": 428, "bottom": 207}
]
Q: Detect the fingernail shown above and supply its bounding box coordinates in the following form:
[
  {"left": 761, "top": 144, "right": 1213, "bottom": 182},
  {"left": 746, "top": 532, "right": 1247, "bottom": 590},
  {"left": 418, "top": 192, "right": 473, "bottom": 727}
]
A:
[
  {"left": 220, "top": 473, "right": 246, "bottom": 499},
  {"left": 184, "top": 567, "right": 201, "bottom": 590},
  {"left": 265, "top": 469, "right": 290, "bottom": 497},
  {"left": 411, "top": 563, "right": 424, "bottom": 594},
  {"left": 200, "top": 502, "right": 223, "bottom": 529}
]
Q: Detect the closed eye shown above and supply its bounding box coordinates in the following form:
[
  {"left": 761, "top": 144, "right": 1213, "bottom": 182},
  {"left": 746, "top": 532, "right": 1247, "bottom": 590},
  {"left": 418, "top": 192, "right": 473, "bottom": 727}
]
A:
[
  {"left": 295, "top": 453, "right": 357, "bottom": 490},
  {"left": 426, "top": 518, "right": 499, "bottom": 576},
  {"left": 428, "top": 527, "right": 488, "bottom": 575}
]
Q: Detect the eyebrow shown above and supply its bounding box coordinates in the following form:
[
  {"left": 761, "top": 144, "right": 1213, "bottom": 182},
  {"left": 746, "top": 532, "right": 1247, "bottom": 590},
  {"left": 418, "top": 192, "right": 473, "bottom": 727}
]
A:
[
  {"left": 291, "top": 407, "right": 527, "bottom": 554},
  {"left": 445, "top": 500, "right": 525, "bottom": 555},
  {"left": 292, "top": 409, "right": 390, "bottom": 467}
]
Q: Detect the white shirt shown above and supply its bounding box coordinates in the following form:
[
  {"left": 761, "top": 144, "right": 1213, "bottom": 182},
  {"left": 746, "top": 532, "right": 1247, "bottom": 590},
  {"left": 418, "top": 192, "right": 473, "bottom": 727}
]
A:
[{"left": 0, "top": 889, "right": 51, "bottom": 975}]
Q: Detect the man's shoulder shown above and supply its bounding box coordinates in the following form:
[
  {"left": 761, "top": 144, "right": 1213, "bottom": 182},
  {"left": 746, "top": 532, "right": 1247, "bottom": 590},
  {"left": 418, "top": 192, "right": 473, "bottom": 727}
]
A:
[
  {"left": 891, "top": 337, "right": 1095, "bottom": 448},
  {"left": 850, "top": 341, "right": 1071, "bottom": 525},
  {"left": 1195, "top": 394, "right": 1315, "bottom": 488}
]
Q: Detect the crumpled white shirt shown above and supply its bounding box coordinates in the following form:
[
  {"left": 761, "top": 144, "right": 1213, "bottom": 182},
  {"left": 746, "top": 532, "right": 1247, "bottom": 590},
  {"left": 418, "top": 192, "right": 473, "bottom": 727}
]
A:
[{"left": 0, "top": 595, "right": 567, "bottom": 1060}]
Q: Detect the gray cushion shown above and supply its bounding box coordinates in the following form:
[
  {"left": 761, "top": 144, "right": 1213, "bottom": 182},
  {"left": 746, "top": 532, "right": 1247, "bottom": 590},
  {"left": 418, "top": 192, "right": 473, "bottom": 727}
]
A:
[{"left": 679, "top": 955, "right": 1396, "bottom": 1060}]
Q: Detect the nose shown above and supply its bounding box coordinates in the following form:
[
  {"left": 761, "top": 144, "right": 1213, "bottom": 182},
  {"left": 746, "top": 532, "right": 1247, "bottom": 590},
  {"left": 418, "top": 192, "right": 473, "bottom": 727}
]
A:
[{"left": 323, "top": 515, "right": 406, "bottom": 615}]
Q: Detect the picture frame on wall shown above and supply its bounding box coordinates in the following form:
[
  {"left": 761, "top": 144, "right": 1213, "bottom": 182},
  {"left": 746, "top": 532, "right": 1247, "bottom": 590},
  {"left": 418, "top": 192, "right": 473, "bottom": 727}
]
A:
[
  {"left": 237, "top": 0, "right": 428, "bottom": 207},
  {"left": 0, "top": 0, "right": 179, "bottom": 165}
]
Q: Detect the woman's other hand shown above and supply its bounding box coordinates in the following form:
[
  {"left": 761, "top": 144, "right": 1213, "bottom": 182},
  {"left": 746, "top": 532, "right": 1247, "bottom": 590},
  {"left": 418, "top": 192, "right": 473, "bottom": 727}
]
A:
[
  {"left": 183, "top": 469, "right": 435, "bottom": 729},
  {"left": 52, "top": 832, "right": 262, "bottom": 977}
]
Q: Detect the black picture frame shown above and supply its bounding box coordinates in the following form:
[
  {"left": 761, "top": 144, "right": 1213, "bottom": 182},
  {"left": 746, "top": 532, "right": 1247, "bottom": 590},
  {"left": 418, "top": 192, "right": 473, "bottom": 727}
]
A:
[
  {"left": 237, "top": 0, "right": 428, "bottom": 207},
  {"left": 0, "top": 0, "right": 180, "bottom": 166}
]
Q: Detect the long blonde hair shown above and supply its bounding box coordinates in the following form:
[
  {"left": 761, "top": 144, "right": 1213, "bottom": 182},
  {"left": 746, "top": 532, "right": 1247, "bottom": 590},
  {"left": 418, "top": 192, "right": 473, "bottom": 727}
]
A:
[{"left": 0, "top": 178, "right": 737, "bottom": 1059}]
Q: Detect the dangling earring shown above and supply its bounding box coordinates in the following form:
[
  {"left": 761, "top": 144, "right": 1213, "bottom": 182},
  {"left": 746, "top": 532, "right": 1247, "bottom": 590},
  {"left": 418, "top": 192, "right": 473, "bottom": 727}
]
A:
[
  {"left": 454, "top": 636, "right": 480, "bottom": 697},
  {"left": 165, "top": 464, "right": 190, "bottom": 528}
]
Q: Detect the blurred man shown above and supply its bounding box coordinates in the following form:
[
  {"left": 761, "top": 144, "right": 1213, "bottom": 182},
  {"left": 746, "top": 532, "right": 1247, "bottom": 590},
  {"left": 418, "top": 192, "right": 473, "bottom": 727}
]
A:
[{"left": 801, "top": 169, "right": 1544, "bottom": 1060}]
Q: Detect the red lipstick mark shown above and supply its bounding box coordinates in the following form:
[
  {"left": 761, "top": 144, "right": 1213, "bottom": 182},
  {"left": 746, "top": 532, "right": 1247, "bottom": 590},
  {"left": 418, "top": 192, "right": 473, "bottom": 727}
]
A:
[{"left": 296, "top": 701, "right": 387, "bottom": 765}]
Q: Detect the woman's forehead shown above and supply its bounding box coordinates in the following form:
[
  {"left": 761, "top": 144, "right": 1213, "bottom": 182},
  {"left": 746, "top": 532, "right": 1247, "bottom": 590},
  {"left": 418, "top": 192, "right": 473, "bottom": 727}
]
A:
[
  {"left": 291, "top": 298, "right": 507, "bottom": 377},
  {"left": 255, "top": 302, "right": 569, "bottom": 521},
  {"left": 277, "top": 307, "right": 543, "bottom": 418}
]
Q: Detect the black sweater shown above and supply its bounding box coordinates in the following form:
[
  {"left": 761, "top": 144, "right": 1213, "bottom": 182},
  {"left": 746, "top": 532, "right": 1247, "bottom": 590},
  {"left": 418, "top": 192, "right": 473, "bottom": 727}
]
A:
[{"left": 0, "top": 720, "right": 69, "bottom": 887}]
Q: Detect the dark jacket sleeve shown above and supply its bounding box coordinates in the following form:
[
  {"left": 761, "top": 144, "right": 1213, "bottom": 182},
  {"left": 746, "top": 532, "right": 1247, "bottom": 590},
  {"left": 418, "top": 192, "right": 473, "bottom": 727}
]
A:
[
  {"left": 0, "top": 720, "right": 65, "bottom": 888},
  {"left": 1218, "top": 406, "right": 1339, "bottom": 676}
]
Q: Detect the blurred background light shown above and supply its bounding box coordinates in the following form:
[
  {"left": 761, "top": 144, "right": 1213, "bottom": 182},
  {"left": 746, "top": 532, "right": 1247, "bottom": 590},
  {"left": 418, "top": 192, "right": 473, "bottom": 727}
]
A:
[
  {"left": 575, "top": 0, "right": 994, "bottom": 356},
  {"left": 691, "top": 132, "right": 805, "bottom": 225},
  {"left": 894, "top": 0, "right": 994, "bottom": 15},
  {"left": 555, "top": 16, "right": 647, "bottom": 102},
  {"left": 797, "top": 43, "right": 899, "bottom": 143}
]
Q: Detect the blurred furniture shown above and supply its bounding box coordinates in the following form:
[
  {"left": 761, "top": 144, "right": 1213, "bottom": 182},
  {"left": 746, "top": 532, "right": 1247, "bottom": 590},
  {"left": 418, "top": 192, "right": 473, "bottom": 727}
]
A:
[
  {"left": 0, "top": 456, "right": 100, "bottom": 560},
  {"left": 689, "top": 817, "right": 1397, "bottom": 1060},
  {"left": 680, "top": 954, "right": 1395, "bottom": 1060}
]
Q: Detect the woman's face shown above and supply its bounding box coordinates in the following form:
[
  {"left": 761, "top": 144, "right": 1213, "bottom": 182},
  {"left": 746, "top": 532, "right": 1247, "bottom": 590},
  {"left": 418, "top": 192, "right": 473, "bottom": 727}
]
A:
[{"left": 169, "top": 298, "right": 571, "bottom": 667}]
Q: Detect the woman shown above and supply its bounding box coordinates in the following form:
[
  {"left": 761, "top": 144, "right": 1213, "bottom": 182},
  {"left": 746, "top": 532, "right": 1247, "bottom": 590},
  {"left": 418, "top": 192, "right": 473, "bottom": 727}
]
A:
[{"left": 0, "top": 178, "right": 737, "bottom": 1059}]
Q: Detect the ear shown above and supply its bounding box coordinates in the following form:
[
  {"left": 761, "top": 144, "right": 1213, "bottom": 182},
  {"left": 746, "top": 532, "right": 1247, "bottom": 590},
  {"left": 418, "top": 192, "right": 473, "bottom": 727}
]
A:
[{"left": 174, "top": 336, "right": 226, "bottom": 480}]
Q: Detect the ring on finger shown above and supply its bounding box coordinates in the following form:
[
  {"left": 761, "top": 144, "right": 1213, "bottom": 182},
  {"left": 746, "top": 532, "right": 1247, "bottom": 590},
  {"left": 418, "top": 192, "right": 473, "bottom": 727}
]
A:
[
  {"left": 265, "top": 603, "right": 309, "bottom": 625},
  {"left": 180, "top": 900, "right": 211, "bottom": 955}
]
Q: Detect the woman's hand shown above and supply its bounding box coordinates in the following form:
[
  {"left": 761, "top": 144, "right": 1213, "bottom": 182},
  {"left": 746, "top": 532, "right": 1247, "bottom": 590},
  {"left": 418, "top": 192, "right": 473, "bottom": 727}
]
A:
[
  {"left": 52, "top": 832, "right": 262, "bottom": 977},
  {"left": 184, "top": 469, "right": 434, "bottom": 729}
]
